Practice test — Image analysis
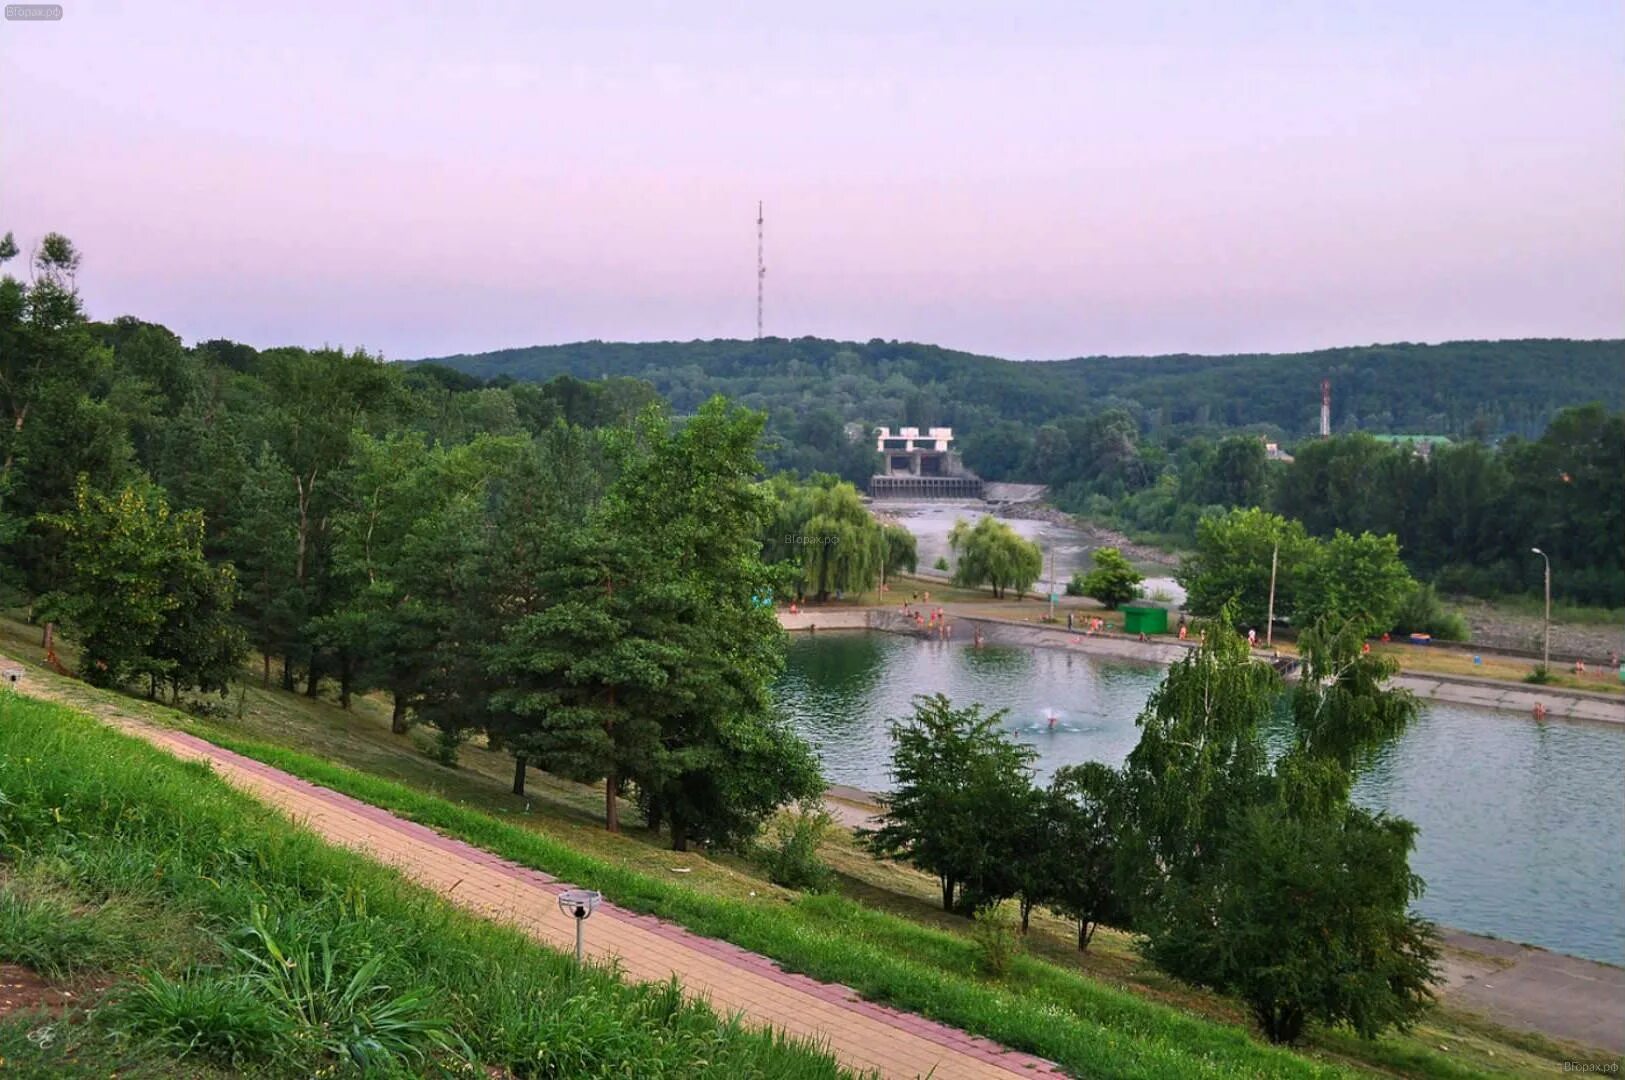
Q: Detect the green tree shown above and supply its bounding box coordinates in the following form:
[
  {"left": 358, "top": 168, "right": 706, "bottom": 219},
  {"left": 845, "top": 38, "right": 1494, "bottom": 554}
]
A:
[
  {"left": 1121, "top": 616, "right": 1436, "bottom": 1044},
  {"left": 1176, "top": 508, "right": 1313, "bottom": 629},
  {"left": 1078, "top": 546, "right": 1143, "bottom": 609},
  {"left": 881, "top": 523, "right": 918, "bottom": 584},
  {"left": 1295, "top": 530, "right": 1414, "bottom": 639},
  {"left": 1045, "top": 762, "right": 1126, "bottom": 951},
  {"left": 1201, "top": 435, "right": 1270, "bottom": 507},
  {"left": 225, "top": 444, "right": 301, "bottom": 688},
  {"left": 325, "top": 433, "right": 526, "bottom": 722},
  {"left": 947, "top": 516, "right": 1042, "bottom": 599},
  {"left": 256, "top": 346, "right": 401, "bottom": 694},
  {"left": 609, "top": 399, "right": 821, "bottom": 850},
  {"left": 863, "top": 694, "right": 1037, "bottom": 914},
  {"left": 0, "top": 233, "right": 137, "bottom": 597},
  {"left": 40, "top": 476, "right": 244, "bottom": 696},
  {"left": 1117, "top": 618, "right": 1277, "bottom": 914},
  {"left": 147, "top": 540, "right": 247, "bottom": 702},
  {"left": 484, "top": 426, "right": 648, "bottom": 830},
  {"left": 1148, "top": 798, "right": 1437, "bottom": 1043},
  {"left": 798, "top": 480, "right": 886, "bottom": 601}
]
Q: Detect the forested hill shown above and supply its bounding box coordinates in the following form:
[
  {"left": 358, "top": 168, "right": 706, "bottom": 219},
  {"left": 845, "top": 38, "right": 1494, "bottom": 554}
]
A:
[{"left": 419, "top": 337, "right": 1623, "bottom": 441}]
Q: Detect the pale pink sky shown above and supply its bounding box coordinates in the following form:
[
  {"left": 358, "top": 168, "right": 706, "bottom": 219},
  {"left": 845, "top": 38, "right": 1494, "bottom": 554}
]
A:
[{"left": 3, "top": 1, "right": 1621, "bottom": 359}]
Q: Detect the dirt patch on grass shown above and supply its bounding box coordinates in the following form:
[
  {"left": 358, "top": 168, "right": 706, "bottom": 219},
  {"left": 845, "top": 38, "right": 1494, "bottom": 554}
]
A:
[{"left": 0, "top": 964, "right": 83, "bottom": 1019}]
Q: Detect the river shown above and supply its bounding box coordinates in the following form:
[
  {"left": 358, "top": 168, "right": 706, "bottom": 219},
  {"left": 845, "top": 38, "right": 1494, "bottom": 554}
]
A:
[
  {"left": 775, "top": 630, "right": 1625, "bottom": 966},
  {"left": 875, "top": 499, "right": 1185, "bottom": 604}
]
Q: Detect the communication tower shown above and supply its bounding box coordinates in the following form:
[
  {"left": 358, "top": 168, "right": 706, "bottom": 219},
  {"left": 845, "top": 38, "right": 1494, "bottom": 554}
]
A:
[{"left": 756, "top": 201, "right": 765, "bottom": 339}]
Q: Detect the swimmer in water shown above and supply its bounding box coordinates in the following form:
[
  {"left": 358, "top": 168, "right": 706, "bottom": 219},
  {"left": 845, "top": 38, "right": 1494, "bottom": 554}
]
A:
[{"left": 1045, "top": 709, "right": 1059, "bottom": 729}]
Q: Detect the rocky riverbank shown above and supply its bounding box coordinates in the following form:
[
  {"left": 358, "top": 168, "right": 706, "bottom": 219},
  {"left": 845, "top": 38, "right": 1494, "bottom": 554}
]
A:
[
  {"left": 989, "top": 503, "right": 1181, "bottom": 568},
  {"left": 1452, "top": 598, "right": 1624, "bottom": 663}
]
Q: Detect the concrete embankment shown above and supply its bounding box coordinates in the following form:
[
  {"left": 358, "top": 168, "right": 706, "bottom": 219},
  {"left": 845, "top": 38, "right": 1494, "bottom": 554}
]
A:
[{"left": 777, "top": 608, "right": 1625, "bottom": 724}]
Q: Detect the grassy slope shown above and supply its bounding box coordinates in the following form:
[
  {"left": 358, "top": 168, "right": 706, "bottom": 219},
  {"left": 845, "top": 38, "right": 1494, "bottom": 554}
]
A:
[
  {"left": 0, "top": 696, "right": 853, "bottom": 1078},
  {"left": 1, "top": 618, "right": 1598, "bottom": 1078}
]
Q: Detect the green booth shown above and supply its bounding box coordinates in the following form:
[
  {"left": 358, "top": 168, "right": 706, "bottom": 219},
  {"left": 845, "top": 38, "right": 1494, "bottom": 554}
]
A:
[{"left": 1121, "top": 604, "right": 1169, "bottom": 636}]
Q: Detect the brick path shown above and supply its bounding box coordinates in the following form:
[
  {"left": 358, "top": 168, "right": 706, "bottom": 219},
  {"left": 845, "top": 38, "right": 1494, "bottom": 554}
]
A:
[{"left": 79, "top": 709, "right": 1064, "bottom": 1079}]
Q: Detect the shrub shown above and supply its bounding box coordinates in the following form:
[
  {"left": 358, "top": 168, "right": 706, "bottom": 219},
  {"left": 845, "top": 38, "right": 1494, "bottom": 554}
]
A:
[
  {"left": 1079, "top": 547, "right": 1143, "bottom": 610},
  {"left": 932, "top": 556, "right": 949, "bottom": 572},
  {"left": 757, "top": 801, "right": 836, "bottom": 893},
  {"left": 1524, "top": 666, "right": 1554, "bottom": 685},
  {"left": 182, "top": 698, "right": 232, "bottom": 721},
  {"left": 1390, "top": 583, "right": 1470, "bottom": 642},
  {"left": 231, "top": 907, "right": 465, "bottom": 1070},
  {"left": 414, "top": 723, "right": 465, "bottom": 767},
  {"left": 969, "top": 903, "right": 1020, "bottom": 978},
  {"left": 111, "top": 970, "right": 293, "bottom": 1068}
]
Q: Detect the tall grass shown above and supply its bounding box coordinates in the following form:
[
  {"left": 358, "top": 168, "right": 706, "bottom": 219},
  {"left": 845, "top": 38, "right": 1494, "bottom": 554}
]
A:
[{"left": 0, "top": 697, "right": 856, "bottom": 1078}]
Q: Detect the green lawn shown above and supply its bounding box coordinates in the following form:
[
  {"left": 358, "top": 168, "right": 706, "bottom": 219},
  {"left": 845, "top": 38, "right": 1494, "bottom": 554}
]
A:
[{"left": 0, "top": 696, "right": 857, "bottom": 1078}]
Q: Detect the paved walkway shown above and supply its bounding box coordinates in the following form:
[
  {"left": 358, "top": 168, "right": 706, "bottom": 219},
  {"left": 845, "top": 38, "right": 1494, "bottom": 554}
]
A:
[
  {"left": 1437, "top": 929, "right": 1625, "bottom": 1055},
  {"left": 57, "top": 702, "right": 1062, "bottom": 1079}
]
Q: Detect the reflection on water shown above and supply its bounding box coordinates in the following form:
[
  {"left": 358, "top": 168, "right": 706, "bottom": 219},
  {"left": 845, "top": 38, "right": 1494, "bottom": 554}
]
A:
[{"left": 776, "top": 630, "right": 1625, "bottom": 965}]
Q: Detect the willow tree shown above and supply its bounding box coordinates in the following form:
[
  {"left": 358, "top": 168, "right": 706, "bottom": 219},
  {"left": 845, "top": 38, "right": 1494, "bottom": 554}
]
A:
[
  {"left": 947, "top": 516, "right": 1041, "bottom": 598},
  {"left": 799, "top": 480, "right": 885, "bottom": 601}
]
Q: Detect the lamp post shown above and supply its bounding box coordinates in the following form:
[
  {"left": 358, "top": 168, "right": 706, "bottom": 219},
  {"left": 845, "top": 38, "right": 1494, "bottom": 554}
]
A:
[
  {"left": 1265, "top": 541, "right": 1279, "bottom": 648},
  {"left": 1531, "top": 548, "right": 1550, "bottom": 673},
  {"left": 558, "top": 888, "right": 602, "bottom": 965},
  {"left": 1047, "top": 543, "right": 1056, "bottom": 622}
]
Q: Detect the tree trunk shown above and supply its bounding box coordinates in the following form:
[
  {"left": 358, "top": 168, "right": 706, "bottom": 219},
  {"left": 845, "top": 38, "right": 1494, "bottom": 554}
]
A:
[
  {"left": 512, "top": 754, "right": 527, "bottom": 797},
  {"left": 940, "top": 877, "right": 955, "bottom": 912},
  {"left": 390, "top": 696, "right": 409, "bottom": 735},
  {"left": 305, "top": 661, "right": 321, "bottom": 698},
  {"left": 1019, "top": 899, "right": 1033, "bottom": 935},
  {"left": 338, "top": 655, "right": 353, "bottom": 710},
  {"left": 281, "top": 657, "right": 295, "bottom": 692},
  {"left": 1257, "top": 1003, "right": 1305, "bottom": 1045},
  {"left": 603, "top": 682, "right": 619, "bottom": 832},
  {"left": 670, "top": 819, "right": 688, "bottom": 852},
  {"left": 262, "top": 651, "right": 271, "bottom": 686},
  {"left": 1078, "top": 920, "right": 1096, "bottom": 952},
  {"left": 41, "top": 622, "right": 54, "bottom": 651}
]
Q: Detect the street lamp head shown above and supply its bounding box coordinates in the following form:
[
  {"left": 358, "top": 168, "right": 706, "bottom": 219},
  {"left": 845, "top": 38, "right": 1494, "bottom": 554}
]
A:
[
  {"left": 1530, "top": 547, "right": 1543, "bottom": 556},
  {"left": 558, "top": 888, "right": 601, "bottom": 921}
]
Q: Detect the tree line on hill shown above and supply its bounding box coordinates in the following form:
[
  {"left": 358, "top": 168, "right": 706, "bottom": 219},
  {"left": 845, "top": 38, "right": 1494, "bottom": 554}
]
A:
[
  {"left": 428, "top": 338, "right": 1622, "bottom": 607},
  {"left": 865, "top": 615, "right": 1436, "bottom": 1046},
  {"left": 425, "top": 336, "right": 1621, "bottom": 457},
  {"left": 1, "top": 232, "right": 829, "bottom": 851},
  {"left": 1042, "top": 415, "right": 1624, "bottom": 606}
]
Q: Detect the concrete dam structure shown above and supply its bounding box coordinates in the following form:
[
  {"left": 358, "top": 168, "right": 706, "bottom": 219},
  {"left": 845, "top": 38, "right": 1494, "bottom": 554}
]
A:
[{"left": 868, "top": 426, "right": 984, "bottom": 499}]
